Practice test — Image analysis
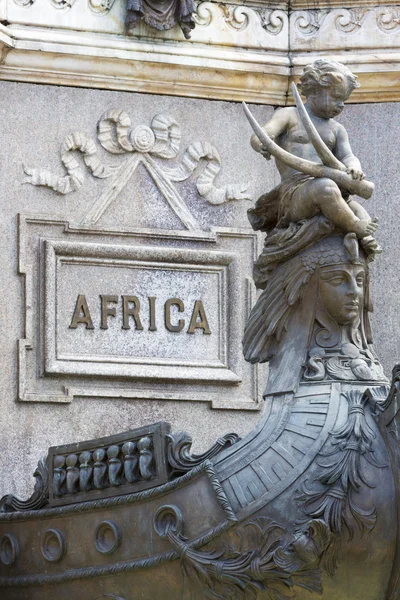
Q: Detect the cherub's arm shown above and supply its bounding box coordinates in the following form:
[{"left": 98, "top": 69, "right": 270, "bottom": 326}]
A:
[
  {"left": 334, "top": 124, "right": 364, "bottom": 180},
  {"left": 250, "top": 108, "right": 293, "bottom": 156}
]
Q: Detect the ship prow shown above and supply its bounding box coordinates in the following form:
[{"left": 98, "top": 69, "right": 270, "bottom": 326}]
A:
[{"left": 1, "top": 374, "right": 398, "bottom": 600}]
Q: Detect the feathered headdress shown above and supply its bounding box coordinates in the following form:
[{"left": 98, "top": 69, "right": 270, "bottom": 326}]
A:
[{"left": 243, "top": 220, "right": 368, "bottom": 364}]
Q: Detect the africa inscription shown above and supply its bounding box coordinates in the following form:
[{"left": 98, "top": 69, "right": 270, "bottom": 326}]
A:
[{"left": 69, "top": 295, "right": 211, "bottom": 334}]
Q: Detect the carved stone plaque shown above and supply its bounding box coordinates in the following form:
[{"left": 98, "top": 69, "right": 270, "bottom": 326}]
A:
[
  {"left": 44, "top": 239, "right": 238, "bottom": 383},
  {"left": 19, "top": 215, "right": 261, "bottom": 409}
]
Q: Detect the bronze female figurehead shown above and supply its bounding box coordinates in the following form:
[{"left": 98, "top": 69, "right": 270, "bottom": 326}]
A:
[{"left": 243, "top": 219, "right": 386, "bottom": 393}]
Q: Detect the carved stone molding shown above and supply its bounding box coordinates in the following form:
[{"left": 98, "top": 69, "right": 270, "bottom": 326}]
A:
[
  {"left": 291, "top": 0, "right": 400, "bottom": 8},
  {"left": 291, "top": 6, "right": 400, "bottom": 50},
  {"left": 2, "top": 2, "right": 400, "bottom": 103},
  {"left": 3, "top": 0, "right": 289, "bottom": 48},
  {"left": 18, "top": 214, "right": 261, "bottom": 409}
]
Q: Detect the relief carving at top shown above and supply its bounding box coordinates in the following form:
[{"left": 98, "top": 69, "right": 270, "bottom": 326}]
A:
[
  {"left": 376, "top": 6, "right": 400, "bottom": 32},
  {"left": 260, "top": 8, "right": 285, "bottom": 35},
  {"left": 333, "top": 8, "right": 369, "bottom": 33},
  {"left": 88, "top": 0, "right": 116, "bottom": 14},
  {"left": 292, "top": 5, "right": 400, "bottom": 38},
  {"left": 12, "top": 0, "right": 35, "bottom": 6},
  {"left": 292, "top": 9, "right": 330, "bottom": 36},
  {"left": 23, "top": 109, "right": 250, "bottom": 231},
  {"left": 219, "top": 5, "right": 285, "bottom": 35},
  {"left": 49, "top": 0, "right": 77, "bottom": 10}
]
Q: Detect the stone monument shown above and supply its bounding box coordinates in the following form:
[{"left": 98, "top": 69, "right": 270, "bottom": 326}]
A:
[{"left": 0, "top": 59, "right": 399, "bottom": 600}]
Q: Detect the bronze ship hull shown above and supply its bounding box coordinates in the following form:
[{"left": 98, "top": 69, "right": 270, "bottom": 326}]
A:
[{"left": 1, "top": 376, "right": 399, "bottom": 600}]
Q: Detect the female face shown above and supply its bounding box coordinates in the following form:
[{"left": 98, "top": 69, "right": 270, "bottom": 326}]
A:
[{"left": 319, "top": 264, "right": 365, "bottom": 326}]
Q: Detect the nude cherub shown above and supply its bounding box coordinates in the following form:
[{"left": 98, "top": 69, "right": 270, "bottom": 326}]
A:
[{"left": 248, "top": 59, "right": 378, "bottom": 243}]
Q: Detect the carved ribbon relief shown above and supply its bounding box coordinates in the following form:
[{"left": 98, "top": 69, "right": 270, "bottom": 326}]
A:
[{"left": 23, "top": 109, "right": 250, "bottom": 231}]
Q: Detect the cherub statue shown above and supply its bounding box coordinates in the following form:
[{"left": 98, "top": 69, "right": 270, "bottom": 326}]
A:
[{"left": 245, "top": 60, "right": 378, "bottom": 250}]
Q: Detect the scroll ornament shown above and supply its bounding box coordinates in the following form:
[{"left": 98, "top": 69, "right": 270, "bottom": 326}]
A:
[
  {"left": 23, "top": 109, "right": 250, "bottom": 228},
  {"left": 293, "top": 10, "right": 330, "bottom": 36},
  {"left": 0, "top": 457, "right": 49, "bottom": 512},
  {"left": 219, "top": 5, "right": 285, "bottom": 35},
  {"left": 376, "top": 7, "right": 400, "bottom": 32},
  {"left": 167, "top": 431, "right": 239, "bottom": 475},
  {"left": 334, "top": 8, "right": 369, "bottom": 33}
]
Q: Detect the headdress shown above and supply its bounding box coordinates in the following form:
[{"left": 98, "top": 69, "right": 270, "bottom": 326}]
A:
[{"left": 243, "top": 218, "right": 368, "bottom": 364}]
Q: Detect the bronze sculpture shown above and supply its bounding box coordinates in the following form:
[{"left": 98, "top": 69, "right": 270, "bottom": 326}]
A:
[{"left": 0, "top": 59, "right": 400, "bottom": 600}]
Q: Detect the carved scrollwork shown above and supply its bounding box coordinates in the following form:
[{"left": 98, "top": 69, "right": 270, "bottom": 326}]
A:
[
  {"left": 168, "top": 431, "right": 239, "bottom": 474},
  {"left": 293, "top": 10, "right": 329, "bottom": 36},
  {"left": 260, "top": 9, "right": 285, "bottom": 35},
  {"left": 303, "top": 342, "right": 387, "bottom": 383},
  {"left": 336, "top": 7, "right": 369, "bottom": 32},
  {"left": 376, "top": 7, "right": 400, "bottom": 33},
  {"left": 0, "top": 456, "right": 49, "bottom": 512},
  {"left": 222, "top": 5, "right": 250, "bottom": 31},
  {"left": 154, "top": 505, "right": 331, "bottom": 598},
  {"left": 193, "top": 2, "right": 214, "bottom": 27},
  {"left": 303, "top": 347, "right": 325, "bottom": 381},
  {"left": 294, "top": 7, "right": 369, "bottom": 37},
  {"left": 334, "top": 8, "right": 369, "bottom": 33}
]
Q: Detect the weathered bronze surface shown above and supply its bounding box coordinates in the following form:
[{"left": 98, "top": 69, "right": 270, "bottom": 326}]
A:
[{"left": 1, "top": 59, "right": 400, "bottom": 599}]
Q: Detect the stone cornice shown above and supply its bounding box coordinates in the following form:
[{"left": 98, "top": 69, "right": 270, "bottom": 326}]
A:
[
  {"left": 290, "top": 0, "right": 400, "bottom": 8},
  {"left": 1, "top": 2, "right": 400, "bottom": 103}
]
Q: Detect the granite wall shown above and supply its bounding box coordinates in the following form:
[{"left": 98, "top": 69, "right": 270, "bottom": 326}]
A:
[{"left": 0, "top": 81, "right": 398, "bottom": 498}]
